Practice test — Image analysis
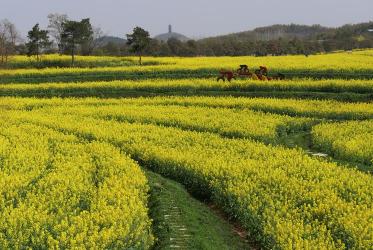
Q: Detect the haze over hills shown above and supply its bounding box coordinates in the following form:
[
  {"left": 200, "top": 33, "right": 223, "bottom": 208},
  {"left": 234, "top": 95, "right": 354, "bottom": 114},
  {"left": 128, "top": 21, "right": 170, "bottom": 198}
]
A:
[
  {"left": 99, "top": 21, "right": 373, "bottom": 43},
  {"left": 97, "top": 25, "right": 190, "bottom": 46},
  {"left": 96, "top": 36, "right": 126, "bottom": 46},
  {"left": 99, "top": 24, "right": 333, "bottom": 43}
]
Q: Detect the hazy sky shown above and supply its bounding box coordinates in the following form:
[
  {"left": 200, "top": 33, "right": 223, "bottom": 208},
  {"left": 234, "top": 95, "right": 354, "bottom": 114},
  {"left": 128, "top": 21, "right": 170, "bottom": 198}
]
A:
[{"left": 1, "top": 0, "right": 372, "bottom": 39}]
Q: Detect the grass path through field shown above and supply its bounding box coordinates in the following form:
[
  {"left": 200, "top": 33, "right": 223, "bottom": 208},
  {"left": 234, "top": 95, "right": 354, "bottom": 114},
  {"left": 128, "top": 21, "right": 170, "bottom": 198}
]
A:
[{"left": 146, "top": 170, "right": 253, "bottom": 250}]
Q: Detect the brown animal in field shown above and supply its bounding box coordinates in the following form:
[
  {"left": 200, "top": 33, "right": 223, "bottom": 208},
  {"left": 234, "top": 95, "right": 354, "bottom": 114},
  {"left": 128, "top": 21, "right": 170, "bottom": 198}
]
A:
[
  {"left": 217, "top": 65, "right": 285, "bottom": 82},
  {"left": 217, "top": 69, "right": 235, "bottom": 82}
]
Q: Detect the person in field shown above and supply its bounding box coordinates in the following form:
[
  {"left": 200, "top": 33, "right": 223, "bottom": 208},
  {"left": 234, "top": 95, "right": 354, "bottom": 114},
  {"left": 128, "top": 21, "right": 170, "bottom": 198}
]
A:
[
  {"left": 237, "top": 65, "right": 249, "bottom": 73},
  {"left": 254, "top": 66, "right": 268, "bottom": 80}
]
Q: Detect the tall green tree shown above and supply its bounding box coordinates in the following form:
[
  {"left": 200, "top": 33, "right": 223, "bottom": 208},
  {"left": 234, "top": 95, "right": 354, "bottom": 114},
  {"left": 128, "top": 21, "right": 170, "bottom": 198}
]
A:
[
  {"left": 60, "top": 18, "right": 93, "bottom": 66},
  {"left": 126, "top": 27, "right": 150, "bottom": 65},
  {"left": 26, "top": 24, "right": 51, "bottom": 62}
]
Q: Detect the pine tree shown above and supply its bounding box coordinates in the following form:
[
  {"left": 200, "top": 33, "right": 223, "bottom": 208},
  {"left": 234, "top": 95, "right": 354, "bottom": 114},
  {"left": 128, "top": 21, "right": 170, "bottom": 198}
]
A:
[{"left": 26, "top": 24, "right": 51, "bottom": 62}]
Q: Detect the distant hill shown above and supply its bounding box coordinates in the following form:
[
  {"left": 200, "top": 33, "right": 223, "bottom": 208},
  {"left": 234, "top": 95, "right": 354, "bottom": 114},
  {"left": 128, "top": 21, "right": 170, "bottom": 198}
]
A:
[
  {"left": 200, "top": 24, "right": 332, "bottom": 43},
  {"left": 95, "top": 36, "right": 126, "bottom": 46},
  {"left": 199, "top": 22, "right": 373, "bottom": 42},
  {"left": 154, "top": 25, "right": 190, "bottom": 42},
  {"left": 192, "top": 22, "right": 373, "bottom": 56}
]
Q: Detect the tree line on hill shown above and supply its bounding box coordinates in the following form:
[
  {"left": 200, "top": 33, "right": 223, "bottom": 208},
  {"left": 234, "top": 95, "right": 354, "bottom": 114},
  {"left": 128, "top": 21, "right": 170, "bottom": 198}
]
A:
[
  {"left": 1, "top": 14, "right": 373, "bottom": 67},
  {"left": 93, "top": 22, "right": 373, "bottom": 57}
]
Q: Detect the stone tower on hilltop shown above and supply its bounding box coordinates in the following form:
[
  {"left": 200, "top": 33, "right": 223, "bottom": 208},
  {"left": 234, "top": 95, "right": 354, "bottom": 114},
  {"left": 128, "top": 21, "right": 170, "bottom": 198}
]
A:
[{"left": 154, "top": 25, "right": 190, "bottom": 42}]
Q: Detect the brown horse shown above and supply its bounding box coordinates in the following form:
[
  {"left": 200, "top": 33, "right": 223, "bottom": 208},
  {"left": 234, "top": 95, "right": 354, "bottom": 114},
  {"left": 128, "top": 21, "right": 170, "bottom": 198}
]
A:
[
  {"left": 217, "top": 69, "right": 235, "bottom": 82},
  {"left": 217, "top": 65, "right": 285, "bottom": 82}
]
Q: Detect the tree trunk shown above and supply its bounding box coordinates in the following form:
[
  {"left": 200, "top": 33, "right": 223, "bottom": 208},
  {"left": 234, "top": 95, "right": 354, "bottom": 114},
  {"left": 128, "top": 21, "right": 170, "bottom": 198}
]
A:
[
  {"left": 37, "top": 43, "right": 40, "bottom": 62},
  {"left": 71, "top": 46, "right": 75, "bottom": 67},
  {"left": 139, "top": 54, "right": 142, "bottom": 65},
  {"left": 71, "top": 36, "right": 75, "bottom": 67}
]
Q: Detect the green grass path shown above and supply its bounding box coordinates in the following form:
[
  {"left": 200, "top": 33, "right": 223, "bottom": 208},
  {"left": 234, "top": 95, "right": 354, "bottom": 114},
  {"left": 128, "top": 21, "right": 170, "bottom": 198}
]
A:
[{"left": 145, "top": 170, "right": 253, "bottom": 250}]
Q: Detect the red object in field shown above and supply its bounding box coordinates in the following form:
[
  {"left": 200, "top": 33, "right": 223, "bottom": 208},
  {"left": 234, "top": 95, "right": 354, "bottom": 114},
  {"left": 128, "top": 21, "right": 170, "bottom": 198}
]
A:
[
  {"left": 217, "top": 65, "right": 285, "bottom": 82},
  {"left": 217, "top": 69, "right": 235, "bottom": 82}
]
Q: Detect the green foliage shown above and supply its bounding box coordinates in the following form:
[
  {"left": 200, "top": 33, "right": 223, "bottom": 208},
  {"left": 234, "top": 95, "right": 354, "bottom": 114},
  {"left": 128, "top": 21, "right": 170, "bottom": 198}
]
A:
[
  {"left": 147, "top": 170, "right": 250, "bottom": 250},
  {"left": 26, "top": 24, "right": 51, "bottom": 61},
  {"left": 60, "top": 18, "right": 93, "bottom": 65},
  {"left": 126, "top": 27, "right": 151, "bottom": 65},
  {"left": 3, "top": 77, "right": 373, "bottom": 103}
]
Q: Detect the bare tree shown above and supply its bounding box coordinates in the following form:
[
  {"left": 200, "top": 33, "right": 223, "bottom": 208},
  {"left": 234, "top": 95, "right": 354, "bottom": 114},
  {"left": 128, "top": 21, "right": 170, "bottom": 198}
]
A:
[
  {"left": 81, "top": 26, "right": 104, "bottom": 55},
  {"left": 0, "top": 19, "right": 19, "bottom": 66},
  {"left": 47, "top": 13, "right": 68, "bottom": 53}
]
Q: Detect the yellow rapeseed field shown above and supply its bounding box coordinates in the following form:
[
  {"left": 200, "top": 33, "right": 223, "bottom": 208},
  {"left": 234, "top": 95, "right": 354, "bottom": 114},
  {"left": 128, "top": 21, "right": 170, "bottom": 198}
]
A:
[{"left": 1, "top": 51, "right": 373, "bottom": 249}]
